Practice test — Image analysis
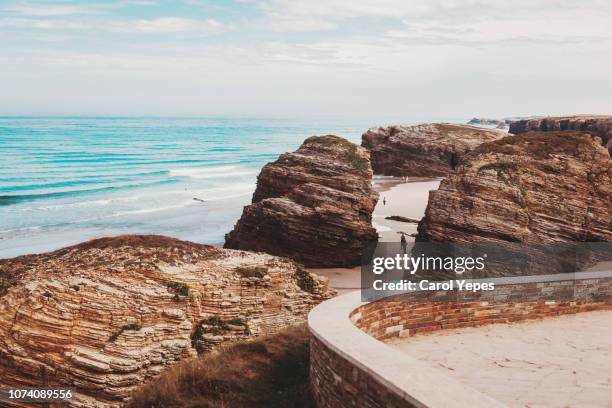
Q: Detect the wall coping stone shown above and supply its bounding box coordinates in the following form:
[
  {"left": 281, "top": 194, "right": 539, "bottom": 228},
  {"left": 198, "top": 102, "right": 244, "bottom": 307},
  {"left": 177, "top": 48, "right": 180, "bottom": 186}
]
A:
[
  {"left": 309, "top": 290, "right": 506, "bottom": 407},
  {"left": 363, "top": 270, "right": 612, "bottom": 299}
]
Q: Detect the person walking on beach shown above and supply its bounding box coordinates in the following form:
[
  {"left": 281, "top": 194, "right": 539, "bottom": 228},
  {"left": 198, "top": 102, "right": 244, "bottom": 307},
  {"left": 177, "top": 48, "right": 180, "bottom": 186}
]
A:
[
  {"left": 383, "top": 196, "right": 386, "bottom": 206},
  {"left": 400, "top": 233, "right": 407, "bottom": 254}
]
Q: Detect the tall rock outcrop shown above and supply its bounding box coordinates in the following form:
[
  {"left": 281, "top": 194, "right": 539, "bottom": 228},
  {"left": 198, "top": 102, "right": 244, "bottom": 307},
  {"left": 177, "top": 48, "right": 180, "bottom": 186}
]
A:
[
  {"left": 0, "top": 235, "right": 334, "bottom": 408},
  {"left": 224, "top": 135, "right": 378, "bottom": 267},
  {"left": 417, "top": 132, "right": 612, "bottom": 243},
  {"left": 509, "top": 115, "right": 612, "bottom": 154},
  {"left": 361, "top": 123, "right": 506, "bottom": 177}
]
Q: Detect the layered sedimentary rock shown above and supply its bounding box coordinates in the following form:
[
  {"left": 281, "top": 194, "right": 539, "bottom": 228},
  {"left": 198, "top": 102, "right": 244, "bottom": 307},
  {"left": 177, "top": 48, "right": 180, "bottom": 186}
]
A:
[
  {"left": 509, "top": 115, "right": 612, "bottom": 154},
  {"left": 467, "top": 117, "right": 504, "bottom": 126},
  {"left": 362, "top": 123, "right": 505, "bottom": 177},
  {"left": 225, "top": 135, "right": 378, "bottom": 267},
  {"left": 0, "top": 235, "right": 334, "bottom": 408},
  {"left": 417, "top": 132, "right": 612, "bottom": 243}
]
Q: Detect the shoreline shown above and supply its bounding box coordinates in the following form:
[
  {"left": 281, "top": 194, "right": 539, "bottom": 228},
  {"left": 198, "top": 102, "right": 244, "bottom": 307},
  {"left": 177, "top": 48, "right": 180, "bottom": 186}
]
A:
[
  {"left": 0, "top": 176, "right": 442, "bottom": 297},
  {"left": 310, "top": 177, "right": 441, "bottom": 294}
]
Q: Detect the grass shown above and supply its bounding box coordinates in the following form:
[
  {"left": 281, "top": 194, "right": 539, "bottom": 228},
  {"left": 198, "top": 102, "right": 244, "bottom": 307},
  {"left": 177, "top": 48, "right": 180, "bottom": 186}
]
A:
[
  {"left": 303, "top": 135, "right": 370, "bottom": 172},
  {"left": 304, "top": 135, "right": 341, "bottom": 147},
  {"left": 477, "top": 162, "right": 518, "bottom": 172},
  {"left": 474, "top": 131, "right": 596, "bottom": 159},
  {"left": 346, "top": 145, "right": 369, "bottom": 172},
  {"left": 128, "top": 324, "right": 314, "bottom": 408}
]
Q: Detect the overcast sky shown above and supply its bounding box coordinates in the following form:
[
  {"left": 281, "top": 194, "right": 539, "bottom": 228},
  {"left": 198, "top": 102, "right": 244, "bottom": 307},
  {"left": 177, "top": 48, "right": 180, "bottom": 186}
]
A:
[{"left": 1, "top": 0, "right": 611, "bottom": 118}]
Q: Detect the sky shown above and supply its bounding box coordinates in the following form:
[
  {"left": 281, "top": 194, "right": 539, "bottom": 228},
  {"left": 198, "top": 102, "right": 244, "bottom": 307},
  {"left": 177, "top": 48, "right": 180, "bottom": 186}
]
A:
[{"left": 1, "top": 0, "right": 611, "bottom": 118}]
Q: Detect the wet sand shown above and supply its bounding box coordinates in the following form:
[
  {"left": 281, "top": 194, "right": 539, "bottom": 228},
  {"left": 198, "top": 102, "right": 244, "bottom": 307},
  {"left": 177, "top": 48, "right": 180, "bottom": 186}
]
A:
[
  {"left": 389, "top": 310, "right": 612, "bottom": 407},
  {"left": 372, "top": 177, "right": 440, "bottom": 242},
  {"left": 310, "top": 177, "right": 441, "bottom": 293}
]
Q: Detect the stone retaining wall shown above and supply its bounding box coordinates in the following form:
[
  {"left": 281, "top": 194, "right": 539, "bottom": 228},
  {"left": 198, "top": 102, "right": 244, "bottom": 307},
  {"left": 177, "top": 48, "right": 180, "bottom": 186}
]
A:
[
  {"left": 309, "top": 273, "right": 612, "bottom": 408},
  {"left": 351, "top": 277, "right": 612, "bottom": 342},
  {"left": 310, "top": 334, "right": 418, "bottom": 408}
]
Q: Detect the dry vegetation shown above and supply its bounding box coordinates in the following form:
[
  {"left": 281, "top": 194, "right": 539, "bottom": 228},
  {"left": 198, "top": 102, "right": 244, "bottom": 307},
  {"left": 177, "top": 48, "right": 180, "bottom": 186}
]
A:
[
  {"left": 127, "top": 324, "right": 314, "bottom": 408},
  {"left": 473, "top": 131, "right": 597, "bottom": 158}
]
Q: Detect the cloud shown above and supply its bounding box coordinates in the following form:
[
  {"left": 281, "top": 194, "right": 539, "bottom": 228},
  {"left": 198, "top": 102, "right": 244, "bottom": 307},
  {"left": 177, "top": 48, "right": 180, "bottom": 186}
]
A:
[
  {"left": 0, "top": 14, "right": 226, "bottom": 36},
  {"left": 267, "top": 17, "right": 336, "bottom": 32},
  {"left": 0, "top": 17, "right": 87, "bottom": 29},
  {"left": 2, "top": 0, "right": 612, "bottom": 116},
  {"left": 109, "top": 17, "right": 226, "bottom": 34},
  {"left": 1, "top": 2, "right": 112, "bottom": 16},
  {"left": 258, "top": 0, "right": 612, "bottom": 21},
  {"left": 256, "top": 0, "right": 612, "bottom": 43}
]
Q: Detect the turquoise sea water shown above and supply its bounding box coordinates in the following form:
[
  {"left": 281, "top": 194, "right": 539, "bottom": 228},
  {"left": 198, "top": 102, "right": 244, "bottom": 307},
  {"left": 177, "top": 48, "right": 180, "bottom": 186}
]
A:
[{"left": 1, "top": 116, "right": 421, "bottom": 258}]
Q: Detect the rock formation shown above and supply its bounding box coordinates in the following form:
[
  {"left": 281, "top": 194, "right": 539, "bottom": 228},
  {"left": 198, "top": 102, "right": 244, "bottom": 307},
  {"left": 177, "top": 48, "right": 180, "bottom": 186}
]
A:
[
  {"left": 362, "top": 123, "right": 506, "bottom": 177},
  {"left": 496, "top": 122, "right": 509, "bottom": 130},
  {"left": 224, "top": 135, "right": 378, "bottom": 268},
  {"left": 0, "top": 235, "right": 334, "bottom": 407},
  {"left": 467, "top": 117, "right": 504, "bottom": 126},
  {"left": 509, "top": 115, "right": 612, "bottom": 154},
  {"left": 417, "top": 131, "right": 612, "bottom": 243}
]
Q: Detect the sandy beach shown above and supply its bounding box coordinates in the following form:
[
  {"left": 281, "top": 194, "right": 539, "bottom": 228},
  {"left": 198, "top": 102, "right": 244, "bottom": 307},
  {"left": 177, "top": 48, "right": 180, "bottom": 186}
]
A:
[
  {"left": 372, "top": 177, "right": 440, "bottom": 242},
  {"left": 310, "top": 177, "right": 440, "bottom": 294},
  {"left": 388, "top": 310, "right": 612, "bottom": 407}
]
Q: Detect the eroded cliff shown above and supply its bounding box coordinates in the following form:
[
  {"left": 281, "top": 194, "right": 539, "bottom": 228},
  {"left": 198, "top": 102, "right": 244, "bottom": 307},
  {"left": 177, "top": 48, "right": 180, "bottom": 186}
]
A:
[
  {"left": 224, "top": 135, "right": 378, "bottom": 267},
  {"left": 362, "top": 123, "right": 506, "bottom": 177},
  {"left": 509, "top": 115, "right": 612, "bottom": 154},
  {"left": 417, "top": 132, "right": 612, "bottom": 242},
  {"left": 0, "top": 235, "right": 334, "bottom": 407}
]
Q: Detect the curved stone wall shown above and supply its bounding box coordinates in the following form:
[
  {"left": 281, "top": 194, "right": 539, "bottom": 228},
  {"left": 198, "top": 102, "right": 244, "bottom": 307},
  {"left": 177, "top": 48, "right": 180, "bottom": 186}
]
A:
[{"left": 309, "top": 272, "right": 612, "bottom": 408}]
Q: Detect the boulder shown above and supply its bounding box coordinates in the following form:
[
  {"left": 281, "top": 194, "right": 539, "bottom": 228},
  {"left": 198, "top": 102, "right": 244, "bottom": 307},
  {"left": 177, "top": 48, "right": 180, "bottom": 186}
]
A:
[
  {"left": 225, "top": 135, "right": 378, "bottom": 267},
  {"left": 0, "top": 235, "right": 334, "bottom": 407}
]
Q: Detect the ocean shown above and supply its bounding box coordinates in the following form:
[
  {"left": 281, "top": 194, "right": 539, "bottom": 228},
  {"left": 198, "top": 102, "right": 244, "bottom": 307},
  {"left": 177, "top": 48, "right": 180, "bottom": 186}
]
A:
[{"left": 0, "top": 116, "right": 460, "bottom": 258}]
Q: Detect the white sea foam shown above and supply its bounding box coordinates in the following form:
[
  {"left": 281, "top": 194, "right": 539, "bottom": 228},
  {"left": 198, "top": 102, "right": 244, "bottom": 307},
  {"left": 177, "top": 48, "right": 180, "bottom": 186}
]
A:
[
  {"left": 18, "top": 182, "right": 255, "bottom": 213},
  {"left": 200, "top": 191, "right": 252, "bottom": 202},
  {"left": 373, "top": 222, "right": 391, "bottom": 232},
  {"left": 169, "top": 166, "right": 256, "bottom": 179},
  {"left": 109, "top": 204, "right": 191, "bottom": 217}
]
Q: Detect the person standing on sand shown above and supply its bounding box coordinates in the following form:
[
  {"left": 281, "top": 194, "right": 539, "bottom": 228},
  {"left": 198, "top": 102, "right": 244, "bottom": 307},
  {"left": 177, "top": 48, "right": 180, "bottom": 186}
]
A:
[
  {"left": 400, "top": 233, "right": 407, "bottom": 254},
  {"left": 383, "top": 196, "right": 386, "bottom": 206}
]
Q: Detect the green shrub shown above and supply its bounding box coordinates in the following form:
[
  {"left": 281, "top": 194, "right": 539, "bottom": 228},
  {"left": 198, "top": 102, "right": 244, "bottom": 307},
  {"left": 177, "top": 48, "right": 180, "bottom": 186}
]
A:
[
  {"left": 235, "top": 265, "right": 268, "bottom": 278},
  {"left": 346, "top": 145, "right": 369, "bottom": 172},
  {"left": 191, "top": 316, "right": 251, "bottom": 353},
  {"left": 199, "top": 316, "right": 230, "bottom": 335},
  {"left": 109, "top": 322, "right": 142, "bottom": 342},
  {"left": 167, "top": 281, "right": 189, "bottom": 297},
  {"left": 0, "top": 277, "right": 9, "bottom": 297},
  {"left": 305, "top": 136, "right": 338, "bottom": 147},
  {"left": 226, "top": 317, "right": 247, "bottom": 326},
  {"left": 295, "top": 267, "right": 315, "bottom": 293},
  {"left": 477, "top": 161, "right": 517, "bottom": 172}
]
